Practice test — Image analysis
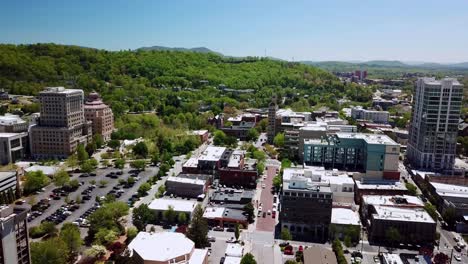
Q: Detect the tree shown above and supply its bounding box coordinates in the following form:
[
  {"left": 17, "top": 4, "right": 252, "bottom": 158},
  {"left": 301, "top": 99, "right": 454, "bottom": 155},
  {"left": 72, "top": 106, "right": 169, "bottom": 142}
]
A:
[
  {"left": 156, "top": 185, "right": 166, "bottom": 198},
  {"left": 24, "top": 170, "right": 50, "bottom": 194},
  {"left": 385, "top": 227, "right": 402, "bottom": 247},
  {"left": 151, "top": 152, "right": 160, "bottom": 165},
  {"left": 272, "top": 175, "right": 282, "bottom": 190},
  {"left": 77, "top": 143, "right": 89, "bottom": 162},
  {"left": 281, "top": 228, "right": 292, "bottom": 241},
  {"left": 133, "top": 142, "right": 149, "bottom": 158},
  {"left": 131, "top": 159, "right": 146, "bottom": 171},
  {"left": 90, "top": 179, "right": 97, "bottom": 185},
  {"left": 65, "top": 154, "right": 79, "bottom": 170},
  {"left": 64, "top": 195, "right": 71, "bottom": 204},
  {"left": 138, "top": 183, "right": 151, "bottom": 196},
  {"left": 75, "top": 195, "right": 82, "bottom": 204},
  {"left": 240, "top": 253, "right": 257, "bottom": 264},
  {"left": 163, "top": 205, "right": 177, "bottom": 224},
  {"left": 213, "top": 130, "right": 227, "bottom": 146},
  {"left": 344, "top": 235, "right": 352, "bottom": 247},
  {"left": 178, "top": 212, "right": 188, "bottom": 224},
  {"left": 186, "top": 204, "right": 209, "bottom": 248},
  {"left": 42, "top": 221, "right": 59, "bottom": 237},
  {"left": 235, "top": 223, "right": 240, "bottom": 241},
  {"left": 256, "top": 161, "right": 265, "bottom": 175},
  {"left": 108, "top": 139, "right": 120, "bottom": 149},
  {"left": 80, "top": 160, "right": 94, "bottom": 173},
  {"left": 405, "top": 182, "right": 418, "bottom": 196},
  {"left": 424, "top": 203, "right": 438, "bottom": 221},
  {"left": 433, "top": 252, "right": 449, "bottom": 264},
  {"left": 133, "top": 204, "right": 156, "bottom": 231},
  {"left": 243, "top": 203, "right": 255, "bottom": 223},
  {"left": 273, "top": 133, "right": 285, "bottom": 148},
  {"left": 95, "top": 228, "right": 118, "bottom": 246},
  {"left": 31, "top": 238, "right": 69, "bottom": 264},
  {"left": 84, "top": 244, "right": 107, "bottom": 259},
  {"left": 443, "top": 207, "right": 457, "bottom": 227},
  {"left": 114, "top": 158, "right": 125, "bottom": 169},
  {"left": 87, "top": 202, "right": 129, "bottom": 244},
  {"left": 60, "top": 223, "right": 83, "bottom": 257},
  {"left": 93, "top": 134, "right": 104, "bottom": 148},
  {"left": 68, "top": 179, "right": 80, "bottom": 189},
  {"left": 53, "top": 169, "right": 70, "bottom": 187},
  {"left": 86, "top": 141, "right": 97, "bottom": 156},
  {"left": 126, "top": 226, "right": 138, "bottom": 243},
  {"left": 246, "top": 128, "right": 259, "bottom": 142},
  {"left": 99, "top": 180, "right": 109, "bottom": 188},
  {"left": 284, "top": 261, "right": 298, "bottom": 264}
]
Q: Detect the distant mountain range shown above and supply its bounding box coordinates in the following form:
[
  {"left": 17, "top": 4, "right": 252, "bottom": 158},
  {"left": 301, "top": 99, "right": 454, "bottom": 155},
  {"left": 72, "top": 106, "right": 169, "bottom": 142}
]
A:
[
  {"left": 136, "top": 45, "right": 468, "bottom": 70},
  {"left": 301, "top": 60, "right": 468, "bottom": 70},
  {"left": 137, "top": 45, "right": 223, "bottom": 56}
]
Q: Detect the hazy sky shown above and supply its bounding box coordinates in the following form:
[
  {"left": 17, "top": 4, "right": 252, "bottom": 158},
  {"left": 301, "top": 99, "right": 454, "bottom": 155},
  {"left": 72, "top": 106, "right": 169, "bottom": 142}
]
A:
[{"left": 1, "top": 0, "right": 468, "bottom": 62}]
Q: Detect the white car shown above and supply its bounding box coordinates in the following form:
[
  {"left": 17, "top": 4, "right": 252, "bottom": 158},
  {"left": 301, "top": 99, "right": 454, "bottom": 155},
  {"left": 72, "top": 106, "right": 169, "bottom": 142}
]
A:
[
  {"left": 261, "top": 184, "right": 266, "bottom": 189},
  {"left": 263, "top": 175, "right": 267, "bottom": 180},
  {"left": 258, "top": 206, "right": 263, "bottom": 212},
  {"left": 454, "top": 255, "right": 461, "bottom": 261}
]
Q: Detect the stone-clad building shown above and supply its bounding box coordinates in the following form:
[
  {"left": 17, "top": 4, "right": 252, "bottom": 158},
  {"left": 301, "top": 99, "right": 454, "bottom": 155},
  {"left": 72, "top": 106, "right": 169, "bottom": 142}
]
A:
[
  {"left": 30, "top": 87, "right": 92, "bottom": 159},
  {"left": 84, "top": 92, "right": 114, "bottom": 141}
]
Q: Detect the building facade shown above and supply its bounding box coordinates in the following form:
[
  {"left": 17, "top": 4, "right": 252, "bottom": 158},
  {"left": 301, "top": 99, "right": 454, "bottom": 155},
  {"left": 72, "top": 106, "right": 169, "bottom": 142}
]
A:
[
  {"left": 0, "top": 133, "right": 29, "bottom": 165},
  {"left": 407, "top": 78, "right": 463, "bottom": 172},
  {"left": 165, "top": 176, "right": 207, "bottom": 198},
  {"left": 0, "top": 206, "right": 31, "bottom": 264},
  {"left": 30, "top": 87, "right": 92, "bottom": 159},
  {"left": 304, "top": 133, "right": 400, "bottom": 179},
  {"left": 351, "top": 106, "right": 389, "bottom": 124},
  {"left": 280, "top": 174, "right": 332, "bottom": 242},
  {"left": 267, "top": 97, "right": 278, "bottom": 144},
  {"left": 83, "top": 92, "right": 114, "bottom": 141}
]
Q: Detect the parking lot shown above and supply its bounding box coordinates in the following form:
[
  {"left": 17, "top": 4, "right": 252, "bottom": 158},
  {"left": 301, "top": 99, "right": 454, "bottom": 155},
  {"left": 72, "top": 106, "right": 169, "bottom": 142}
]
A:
[{"left": 28, "top": 165, "right": 158, "bottom": 229}]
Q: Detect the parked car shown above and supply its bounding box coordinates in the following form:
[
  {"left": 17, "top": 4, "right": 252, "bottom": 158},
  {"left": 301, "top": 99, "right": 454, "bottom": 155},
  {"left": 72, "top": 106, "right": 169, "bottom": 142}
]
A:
[{"left": 213, "top": 226, "right": 224, "bottom": 231}]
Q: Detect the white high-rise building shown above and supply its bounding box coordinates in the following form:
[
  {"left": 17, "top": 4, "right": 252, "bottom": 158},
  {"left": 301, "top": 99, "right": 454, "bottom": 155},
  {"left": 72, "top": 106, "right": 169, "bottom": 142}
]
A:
[{"left": 407, "top": 78, "right": 463, "bottom": 172}]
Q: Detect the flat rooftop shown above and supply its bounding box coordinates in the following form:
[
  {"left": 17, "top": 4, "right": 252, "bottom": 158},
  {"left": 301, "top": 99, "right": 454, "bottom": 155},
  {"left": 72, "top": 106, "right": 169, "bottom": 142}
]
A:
[
  {"left": 0, "top": 132, "right": 27, "bottom": 138},
  {"left": 41, "top": 87, "right": 83, "bottom": 94},
  {"left": 421, "top": 77, "right": 462, "bottom": 86},
  {"left": 203, "top": 207, "right": 225, "bottom": 219},
  {"left": 372, "top": 206, "right": 435, "bottom": 224},
  {"left": 0, "top": 115, "right": 26, "bottom": 125},
  {"left": 166, "top": 176, "right": 206, "bottom": 186},
  {"left": 362, "top": 195, "right": 424, "bottom": 207},
  {"left": 336, "top": 132, "right": 398, "bottom": 145},
  {"left": 331, "top": 208, "right": 360, "bottom": 226},
  {"left": 382, "top": 253, "right": 404, "bottom": 264},
  {"left": 355, "top": 180, "right": 407, "bottom": 191},
  {"left": 183, "top": 157, "right": 199, "bottom": 168},
  {"left": 128, "top": 232, "right": 195, "bottom": 262},
  {"left": 199, "top": 146, "right": 226, "bottom": 162},
  {"left": 148, "top": 199, "right": 197, "bottom": 213},
  {"left": 431, "top": 182, "right": 468, "bottom": 199},
  {"left": 304, "top": 246, "right": 338, "bottom": 264},
  {"left": 0, "top": 171, "right": 16, "bottom": 181},
  {"left": 225, "top": 243, "right": 243, "bottom": 257}
]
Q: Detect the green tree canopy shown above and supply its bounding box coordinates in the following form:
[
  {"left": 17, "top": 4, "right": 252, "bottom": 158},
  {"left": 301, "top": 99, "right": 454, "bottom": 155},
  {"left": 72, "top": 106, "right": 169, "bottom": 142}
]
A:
[
  {"left": 240, "top": 253, "right": 257, "bottom": 264},
  {"left": 31, "top": 238, "right": 69, "bottom": 264},
  {"left": 186, "top": 204, "right": 209, "bottom": 248}
]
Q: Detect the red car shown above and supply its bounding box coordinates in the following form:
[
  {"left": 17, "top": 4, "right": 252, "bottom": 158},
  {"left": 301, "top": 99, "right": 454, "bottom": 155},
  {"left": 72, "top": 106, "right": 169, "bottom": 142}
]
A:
[{"left": 284, "top": 245, "right": 294, "bottom": 255}]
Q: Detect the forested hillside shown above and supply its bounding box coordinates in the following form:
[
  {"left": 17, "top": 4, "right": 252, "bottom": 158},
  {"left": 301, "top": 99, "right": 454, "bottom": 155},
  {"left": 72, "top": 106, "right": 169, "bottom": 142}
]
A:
[{"left": 0, "top": 43, "right": 373, "bottom": 116}]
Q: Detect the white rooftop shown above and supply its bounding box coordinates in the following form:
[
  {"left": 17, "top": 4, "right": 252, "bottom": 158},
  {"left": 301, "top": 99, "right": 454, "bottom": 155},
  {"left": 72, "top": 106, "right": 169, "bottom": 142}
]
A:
[
  {"left": 128, "top": 232, "right": 195, "bottom": 262},
  {"left": 228, "top": 150, "right": 245, "bottom": 168},
  {"left": 224, "top": 256, "right": 242, "bottom": 264},
  {"left": 0, "top": 115, "right": 26, "bottom": 125},
  {"left": 431, "top": 182, "right": 468, "bottom": 199},
  {"left": 421, "top": 77, "right": 462, "bottom": 86},
  {"left": 24, "top": 165, "right": 58, "bottom": 176},
  {"left": 0, "top": 132, "right": 25, "bottom": 138},
  {"left": 331, "top": 208, "right": 360, "bottom": 226},
  {"left": 148, "top": 199, "right": 197, "bottom": 213},
  {"left": 203, "top": 207, "right": 225, "bottom": 219},
  {"left": 199, "top": 146, "right": 226, "bottom": 161},
  {"left": 225, "top": 243, "right": 243, "bottom": 257},
  {"left": 0, "top": 171, "right": 16, "bottom": 181},
  {"left": 42, "top": 87, "right": 83, "bottom": 94},
  {"left": 183, "top": 157, "right": 199, "bottom": 168},
  {"left": 167, "top": 176, "right": 206, "bottom": 186},
  {"left": 355, "top": 180, "right": 407, "bottom": 191},
  {"left": 382, "top": 253, "right": 404, "bottom": 264},
  {"left": 373, "top": 206, "right": 435, "bottom": 223},
  {"left": 188, "top": 249, "right": 208, "bottom": 264},
  {"left": 362, "top": 195, "right": 424, "bottom": 207},
  {"left": 189, "top": 130, "right": 208, "bottom": 136},
  {"left": 336, "top": 132, "right": 398, "bottom": 145}
]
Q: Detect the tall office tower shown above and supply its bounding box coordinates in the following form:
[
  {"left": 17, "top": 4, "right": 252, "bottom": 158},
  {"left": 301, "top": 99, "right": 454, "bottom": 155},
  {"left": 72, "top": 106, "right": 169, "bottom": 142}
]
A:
[
  {"left": 0, "top": 206, "right": 31, "bottom": 264},
  {"left": 84, "top": 92, "right": 114, "bottom": 141},
  {"left": 267, "top": 96, "right": 278, "bottom": 144},
  {"left": 407, "top": 78, "right": 463, "bottom": 172},
  {"left": 30, "top": 87, "right": 92, "bottom": 159}
]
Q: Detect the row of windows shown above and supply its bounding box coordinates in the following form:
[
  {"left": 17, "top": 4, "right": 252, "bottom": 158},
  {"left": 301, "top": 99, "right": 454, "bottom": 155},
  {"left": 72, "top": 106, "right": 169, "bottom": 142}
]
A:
[{"left": 283, "top": 191, "right": 332, "bottom": 199}]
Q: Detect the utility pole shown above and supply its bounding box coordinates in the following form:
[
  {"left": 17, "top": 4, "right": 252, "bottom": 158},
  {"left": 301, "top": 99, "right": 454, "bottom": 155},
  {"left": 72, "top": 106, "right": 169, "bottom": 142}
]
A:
[{"left": 450, "top": 248, "right": 453, "bottom": 264}]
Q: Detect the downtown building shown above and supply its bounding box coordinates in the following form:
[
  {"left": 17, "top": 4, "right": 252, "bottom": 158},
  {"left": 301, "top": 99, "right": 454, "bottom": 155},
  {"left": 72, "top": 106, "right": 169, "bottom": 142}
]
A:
[
  {"left": 0, "top": 205, "right": 31, "bottom": 264},
  {"left": 280, "top": 168, "right": 333, "bottom": 242},
  {"left": 303, "top": 133, "right": 400, "bottom": 180},
  {"left": 83, "top": 92, "right": 114, "bottom": 141},
  {"left": 407, "top": 78, "right": 463, "bottom": 172},
  {"left": 30, "top": 87, "right": 92, "bottom": 159}
]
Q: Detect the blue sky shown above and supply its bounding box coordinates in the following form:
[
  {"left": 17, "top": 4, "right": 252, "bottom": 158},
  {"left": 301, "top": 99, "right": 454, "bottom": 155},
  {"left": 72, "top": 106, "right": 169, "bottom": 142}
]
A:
[{"left": 1, "top": 0, "right": 468, "bottom": 62}]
